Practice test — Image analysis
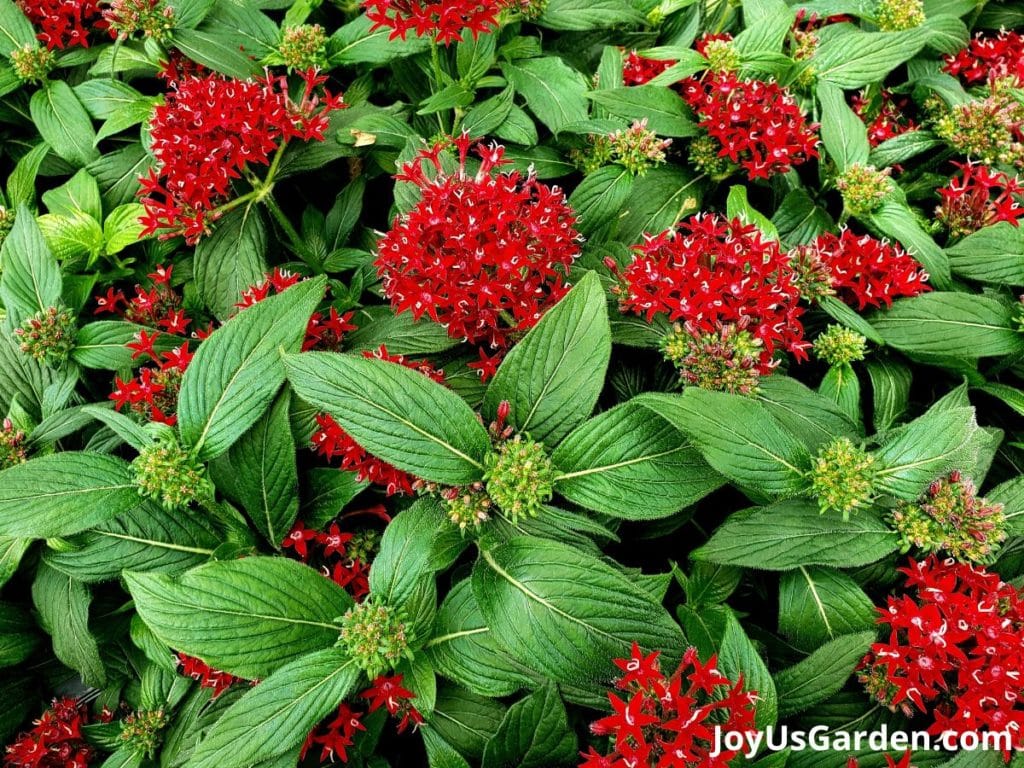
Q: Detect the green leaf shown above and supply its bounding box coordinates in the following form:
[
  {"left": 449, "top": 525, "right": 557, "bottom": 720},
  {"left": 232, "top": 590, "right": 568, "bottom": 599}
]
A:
[
  {"left": 299, "top": 469, "right": 369, "bottom": 529},
  {"left": 285, "top": 351, "right": 490, "bottom": 485},
  {"left": 343, "top": 305, "right": 459, "bottom": 356},
  {"left": 0, "top": 0, "right": 36, "bottom": 55},
  {"left": 871, "top": 293, "right": 1022, "bottom": 358},
  {"left": 617, "top": 166, "right": 702, "bottom": 244},
  {"left": 72, "top": 321, "right": 180, "bottom": 369},
  {"left": 481, "top": 682, "right": 577, "bottom": 768},
  {"left": 0, "top": 205, "right": 62, "bottom": 321},
  {"left": 718, "top": 611, "right": 777, "bottom": 728},
  {"left": 725, "top": 185, "right": 778, "bottom": 239},
  {"left": 177, "top": 276, "right": 326, "bottom": 461},
  {"left": 369, "top": 497, "right": 455, "bottom": 614},
  {"left": 989, "top": 476, "right": 1024, "bottom": 535},
  {"left": 0, "top": 538, "right": 30, "bottom": 588},
  {"left": 185, "top": 648, "right": 358, "bottom": 768},
  {"left": 193, "top": 205, "right": 269, "bottom": 320},
  {"left": 0, "top": 452, "right": 138, "bottom": 539},
  {"left": 868, "top": 129, "right": 942, "bottom": 168},
  {"left": 755, "top": 376, "right": 860, "bottom": 452},
  {"left": 473, "top": 537, "right": 684, "bottom": 690},
  {"left": 29, "top": 82, "right": 99, "bottom": 168},
  {"left": 431, "top": 686, "right": 507, "bottom": 761},
  {"left": 483, "top": 272, "right": 610, "bottom": 446},
  {"left": 43, "top": 501, "right": 217, "bottom": 583},
  {"left": 501, "top": 58, "right": 588, "bottom": 135},
  {"left": 425, "top": 579, "right": 536, "bottom": 698},
  {"left": 41, "top": 169, "right": 102, "bottom": 219},
  {"left": 126, "top": 556, "right": 353, "bottom": 679},
  {"left": 32, "top": 562, "right": 105, "bottom": 686},
  {"left": 538, "top": 0, "right": 644, "bottom": 29},
  {"left": 38, "top": 212, "right": 104, "bottom": 266},
  {"left": 811, "top": 27, "right": 931, "bottom": 88},
  {"left": 873, "top": 405, "right": 981, "bottom": 498},
  {"left": 0, "top": 603, "right": 37, "bottom": 669},
  {"left": 568, "top": 166, "right": 633, "bottom": 236},
  {"left": 82, "top": 404, "right": 153, "bottom": 450},
  {"left": 779, "top": 566, "right": 877, "bottom": 652},
  {"left": 172, "top": 28, "right": 262, "bottom": 78},
  {"left": 586, "top": 87, "right": 696, "bottom": 137},
  {"left": 774, "top": 632, "right": 875, "bottom": 718},
  {"left": 693, "top": 500, "right": 899, "bottom": 570},
  {"left": 946, "top": 222, "right": 1024, "bottom": 285},
  {"left": 817, "top": 82, "right": 869, "bottom": 172},
  {"left": 330, "top": 14, "right": 429, "bottom": 65},
  {"left": 735, "top": 0, "right": 793, "bottom": 55},
  {"left": 819, "top": 362, "right": 862, "bottom": 427},
  {"left": 423, "top": 728, "right": 473, "bottom": 768},
  {"left": 866, "top": 357, "right": 911, "bottom": 432},
  {"left": 552, "top": 400, "right": 724, "bottom": 519},
  {"left": 209, "top": 392, "right": 297, "bottom": 549},
  {"left": 636, "top": 390, "right": 811, "bottom": 498}
]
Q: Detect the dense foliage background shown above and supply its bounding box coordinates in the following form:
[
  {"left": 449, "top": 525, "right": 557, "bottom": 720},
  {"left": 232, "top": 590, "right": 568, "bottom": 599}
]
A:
[{"left": 0, "top": 0, "right": 1023, "bottom": 766}]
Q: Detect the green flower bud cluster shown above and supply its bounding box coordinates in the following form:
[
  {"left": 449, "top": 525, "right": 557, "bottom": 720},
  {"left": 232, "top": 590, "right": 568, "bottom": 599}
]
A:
[
  {"left": 875, "top": 0, "right": 925, "bottom": 31},
  {"left": 338, "top": 599, "right": 412, "bottom": 678},
  {"left": 0, "top": 418, "right": 27, "bottom": 471},
  {"left": 11, "top": 45, "right": 54, "bottom": 83},
  {"left": 132, "top": 437, "right": 211, "bottom": 510},
  {"left": 837, "top": 164, "right": 892, "bottom": 217},
  {"left": 15, "top": 306, "right": 77, "bottom": 366},
  {"left": 443, "top": 482, "right": 493, "bottom": 532},
  {"left": 483, "top": 435, "right": 556, "bottom": 524},
  {"left": 809, "top": 437, "right": 876, "bottom": 519},
  {"left": 814, "top": 325, "right": 867, "bottom": 367},
  {"left": 279, "top": 24, "right": 329, "bottom": 70},
  {"left": 662, "top": 321, "right": 763, "bottom": 396},
  {"left": 120, "top": 709, "right": 169, "bottom": 757}
]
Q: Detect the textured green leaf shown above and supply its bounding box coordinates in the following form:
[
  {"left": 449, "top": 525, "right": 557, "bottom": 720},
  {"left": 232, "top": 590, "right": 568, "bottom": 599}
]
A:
[
  {"left": 72, "top": 321, "right": 179, "bottom": 370},
  {"left": 693, "top": 500, "right": 899, "bottom": 569},
  {"left": 0, "top": 0, "right": 36, "bottom": 55},
  {"left": 778, "top": 566, "right": 877, "bottom": 651},
  {"left": 501, "top": 58, "right": 588, "bottom": 134},
  {"left": 812, "top": 27, "right": 931, "bottom": 88},
  {"left": 871, "top": 293, "right": 1022, "bottom": 358},
  {"left": 29, "top": 82, "right": 99, "bottom": 167},
  {"left": 537, "top": 0, "right": 644, "bottom": 30},
  {"left": 43, "top": 501, "right": 218, "bottom": 583},
  {"left": 178, "top": 276, "right": 326, "bottom": 461},
  {"left": 865, "top": 200, "right": 951, "bottom": 288},
  {"left": 483, "top": 272, "right": 610, "bottom": 446},
  {"left": 185, "top": 648, "right": 358, "bottom": 768},
  {"left": 637, "top": 390, "right": 811, "bottom": 497},
  {"left": 0, "top": 205, "right": 62, "bottom": 322},
  {"left": 718, "top": 611, "right": 777, "bottom": 728},
  {"left": 774, "top": 632, "right": 875, "bottom": 718},
  {"left": 755, "top": 376, "right": 860, "bottom": 451},
  {"left": 552, "top": 400, "right": 724, "bottom": 519},
  {"left": 32, "top": 562, "right": 105, "bottom": 686},
  {"left": 481, "top": 681, "right": 577, "bottom": 768},
  {"left": 126, "top": 556, "right": 353, "bottom": 679},
  {"left": 0, "top": 603, "right": 37, "bottom": 669},
  {"left": 617, "top": 166, "right": 701, "bottom": 243},
  {"left": 946, "top": 222, "right": 1024, "bottom": 285},
  {"left": 0, "top": 453, "right": 138, "bottom": 539},
  {"left": 210, "top": 392, "right": 297, "bottom": 548},
  {"left": 285, "top": 351, "right": 490, "bottom": 484},
  {"left": 193, "top": 204, "right": 268, "bottom": 321},
  {"left": 866, "top": 357, "right": 912, "bottom": 433},
  {"left": 568, "top": 166, "right": 633, "bottom": 236},
  {"left": 818, "top": 82, "right": 869, "bottom": 172},
  {"left": 587, "top": 87, "right": 696, "bottom": 137},
  {"left": 473, "top": 537, "right": 684, "bottom": 690},
  {"left": 431, "top": 686, "right": 508, "bottom": 760}
]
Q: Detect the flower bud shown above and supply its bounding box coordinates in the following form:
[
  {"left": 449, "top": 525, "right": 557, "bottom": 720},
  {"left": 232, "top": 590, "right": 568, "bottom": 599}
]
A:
[
  {"left": 810, "top": 437, "right": 876, "bottom": 519},
  {"left": 338, "top": 600, "right": 411, "bottom": 678},
  {"left": 14, "top": 306, "right": 77, "bottom": 366},
  {"left": 814, "top": 325, "right": 868, "bottom": 366},
  {"left": 131, "top": 437, "right": 210, "bottom": 510},
  {"left": 837, "top": 164, "right": 892, "bottom": 217},
  {"left": 483, "top": 435, "right": 556, "bottom": 523}
]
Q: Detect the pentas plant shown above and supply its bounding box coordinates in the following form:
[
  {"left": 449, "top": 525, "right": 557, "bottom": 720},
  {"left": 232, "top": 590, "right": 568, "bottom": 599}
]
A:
[{"left": 2, "top": 0, "right": 1024, "bottom": 767}]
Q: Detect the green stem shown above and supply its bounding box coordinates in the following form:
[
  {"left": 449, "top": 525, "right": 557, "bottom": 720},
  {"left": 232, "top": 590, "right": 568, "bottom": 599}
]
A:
[{"left": 262, "top": 193, "right": 317, "bottom": 266}]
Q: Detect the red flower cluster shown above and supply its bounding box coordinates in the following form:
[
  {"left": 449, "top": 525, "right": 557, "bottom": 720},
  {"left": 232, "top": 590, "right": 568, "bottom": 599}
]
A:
[
  {"left": 301, "top": 675, "right": 422, "bottom": 764},
  {"left": 619, "top": 214, "right": 809, "bottom": 373},
  {"left": 847, "top": 753, "right": 914, "bottom": 768},
  {"left": 681, "top": 71, "right": 819, "bottom": 179},
  {"left": 98, "top": 266, "right": 199, "bottom": 425},
  {"left": 178, "top": 653, "right": 249, "bottom": 698},
  {"left": 281, "top": 511, "right": 389, "bottom": 601},
  {"left": 238, "top": 268, "right": 355, "bottom": 351},
  {"left": 852, "top": 89, "right": 917, "bottom": 147},
  {"left": 622, "top": 50, "right": 673, "bottom": 86},
  {"left": 860, "top": 557, "right": 1024, "bottom": 755},
  {"left": 581, "top": 643, "right": 758, "bottom": 767},
  {"left": 376, "top": 133, "right": 582, "bottom": 356},
  {"left": 17, "top": 0, "right": 103, "bottom": 49},
  {"left": 944, "top": 30, "right": 1024, "bottom": 86},
  {"left": 312, "top": 346, "right": 444, "bottom": 495},
  {"left": 141, "top": 70, "right": 342, "bottom": 243},
  {"left": 363, "top": 0, "right": 508, "bottom": 45},
  {"left": 797, "top": 230, "right": 930, "bottom": 310},
  {"left": 936, "top": 161, "right": 1024, "bottom": 237},
  {"left": 4, "top": 698, "right": 96, "bottom": 768}
]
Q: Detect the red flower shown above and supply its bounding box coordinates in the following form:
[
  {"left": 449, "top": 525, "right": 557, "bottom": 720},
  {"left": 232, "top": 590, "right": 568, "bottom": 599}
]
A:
[
  {"left": 318, "top": 523, "right": 354, "bottom": 558},
  {"left": 178, "top": 653, "right": 247, "bottom": 698},
  {"left": 681, "top": 71, "right": 819, "bottom": 180},
  {"left": 851, "top": 89, "right": 916, "bottom": 147},
  {"left": 944, "top": 30, "right": 1024, "bottom": 86},
  {"left": 312, "top": 345, "right": 444, "bottom": 495},
  {"left": 3, "top": 697, "right": 96, "bottom": 768},
  {"left": 17, "top": 0, "right": 104, "bottom": 49},
  {"left": 281, "top": 520, "right": 318, "bottom": 560},
  {"left": 799, "top": 230, "right": 930, "bottom": 310},
  {"left": 619, "top": 214, "right": 809, "bottom": 374},
  {"left": 140, "top": 70, "right": 343, "bottom": 243},
  {"left": 583, "top": 644, "right": 758, "bottom": 767},
  {"left": 362, "top": 0, "right": 509, "bottom": 46},
  {"left": 860, "top": 557, "right": 1024, "bottom": 758},
  {"left": 303, "top": 702, "right": 365, "bottom": 764},
  {"left": 622, "top": 50, "right": 674, "bottom": 85},
  {"left": 109, "top": 343, "right": 192, "bottom": 425},
  {"left": 376, "top": 133, "right": 582, "bottom": 353},
  {"left": 360, "top": 674, "right": 424, "bottom": 733},
  {"left": 936, "top": 161, "right": 1024, "bottom": 238}
]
